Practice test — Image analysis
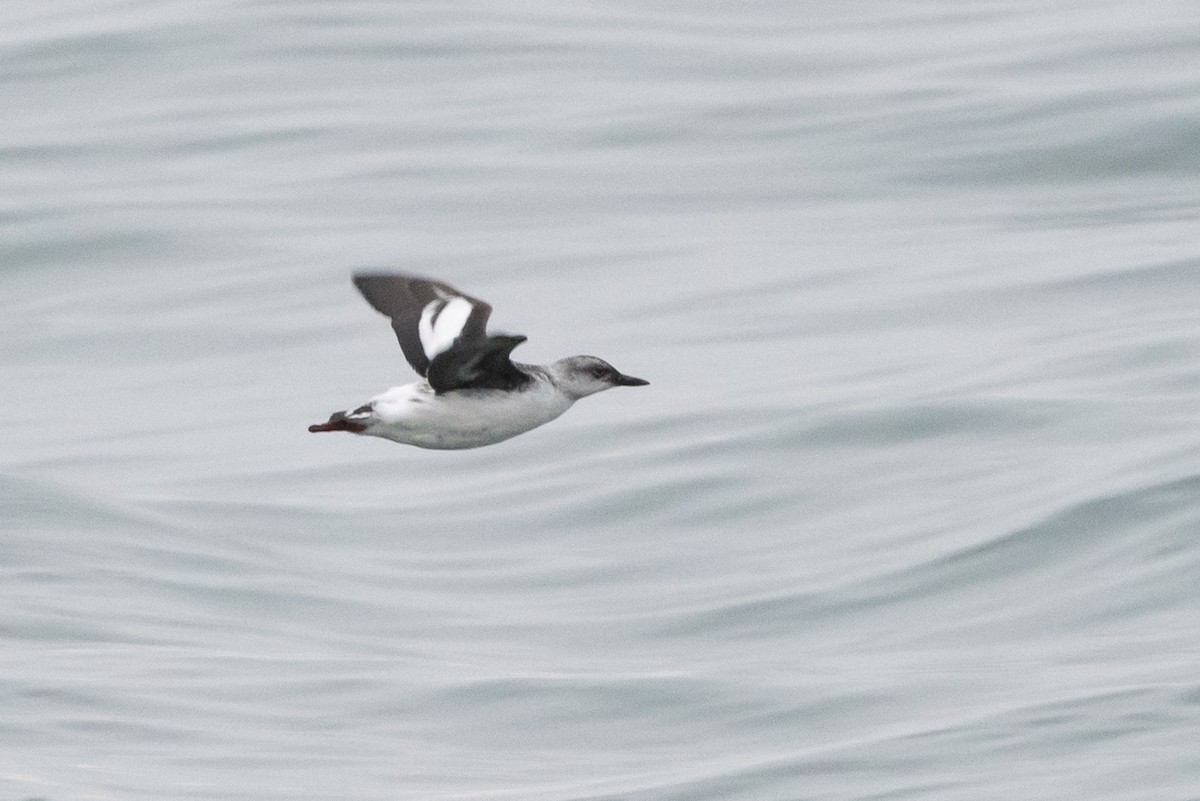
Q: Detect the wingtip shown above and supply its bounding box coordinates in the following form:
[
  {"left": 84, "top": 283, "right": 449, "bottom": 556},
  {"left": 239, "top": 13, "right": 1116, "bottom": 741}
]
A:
[
  {"left": 351, "top": 271, "right": 388, "bottom": 290},
  {"left": 353, "top": 270, "right": 430, "bottom": 286}
]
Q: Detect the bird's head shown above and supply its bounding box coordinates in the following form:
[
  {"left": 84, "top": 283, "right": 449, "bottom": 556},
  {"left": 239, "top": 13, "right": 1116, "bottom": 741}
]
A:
[{"left": 552, "top": 355, "right": 649, "bottom": 400}]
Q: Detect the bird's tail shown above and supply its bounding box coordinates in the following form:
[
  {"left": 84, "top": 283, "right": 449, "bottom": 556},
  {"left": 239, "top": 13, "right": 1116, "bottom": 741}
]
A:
[{"left": 308, "top": 410, "right": 367, "bottom": 433}]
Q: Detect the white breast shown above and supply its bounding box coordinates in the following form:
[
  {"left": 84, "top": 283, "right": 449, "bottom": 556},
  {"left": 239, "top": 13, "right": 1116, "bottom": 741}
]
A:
[{"left": 365, "top": 379, "right": 575, "bottom": 449}]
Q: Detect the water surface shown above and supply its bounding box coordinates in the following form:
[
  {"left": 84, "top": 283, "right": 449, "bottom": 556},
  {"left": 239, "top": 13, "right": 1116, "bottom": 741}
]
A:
[{"left": 2, "top": 2, "right": 1199, "bottom": 799}]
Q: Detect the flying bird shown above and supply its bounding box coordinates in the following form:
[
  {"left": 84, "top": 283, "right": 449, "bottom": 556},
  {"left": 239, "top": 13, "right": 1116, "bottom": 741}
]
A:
[{"left": 309, "top": 273, "right": 648, "bottom": 449}]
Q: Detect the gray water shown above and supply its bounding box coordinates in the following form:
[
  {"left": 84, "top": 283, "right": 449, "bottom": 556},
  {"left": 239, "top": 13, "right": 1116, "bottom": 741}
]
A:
[{"left": 3, "top": 2, "right": 1200, "bottom": 799}]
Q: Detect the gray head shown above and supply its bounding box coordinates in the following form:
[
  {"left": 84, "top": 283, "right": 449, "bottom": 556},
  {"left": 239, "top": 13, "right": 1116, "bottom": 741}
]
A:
[{"left": 551, "top": 355, "right": 649, "bottom": 400}]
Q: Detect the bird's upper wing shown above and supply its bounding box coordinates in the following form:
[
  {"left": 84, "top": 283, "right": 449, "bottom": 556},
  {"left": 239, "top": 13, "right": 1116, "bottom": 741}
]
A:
[{"left": 352, "top": 272, "right": 531, "bottom": 393}]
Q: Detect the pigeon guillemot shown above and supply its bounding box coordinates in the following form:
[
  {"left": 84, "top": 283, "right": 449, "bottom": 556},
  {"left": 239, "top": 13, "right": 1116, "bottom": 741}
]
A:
[{"left": 308, "top": 272, "right": 649, "bottom": 449}]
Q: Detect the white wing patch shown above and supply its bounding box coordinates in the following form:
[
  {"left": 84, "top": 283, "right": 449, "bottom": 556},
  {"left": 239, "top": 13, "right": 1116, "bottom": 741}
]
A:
[{"left": 418, "top": 296, "right": 473, "bottom": 359}]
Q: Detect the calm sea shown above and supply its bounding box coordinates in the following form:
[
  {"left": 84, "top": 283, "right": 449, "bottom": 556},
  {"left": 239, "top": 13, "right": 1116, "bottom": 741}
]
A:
[{"left": 3, "top": 1, "right": 1199, "bottom": 799}]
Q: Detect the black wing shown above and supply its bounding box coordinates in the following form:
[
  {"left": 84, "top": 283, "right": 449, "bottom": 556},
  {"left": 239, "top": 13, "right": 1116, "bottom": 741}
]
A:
[{"left": 352, "top": 272, "right": 531, "bottom": 393}]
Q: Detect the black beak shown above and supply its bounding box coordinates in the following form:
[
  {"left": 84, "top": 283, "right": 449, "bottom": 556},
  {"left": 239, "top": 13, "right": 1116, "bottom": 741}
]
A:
[{"left": 614, "top": 373, "right": 649, "bottom": 387}]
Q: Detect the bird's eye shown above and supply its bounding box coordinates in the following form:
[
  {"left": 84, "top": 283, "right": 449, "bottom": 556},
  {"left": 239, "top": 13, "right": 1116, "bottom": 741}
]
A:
[{"left": 591, "top": 367, "right": 607, "bottom": 379}]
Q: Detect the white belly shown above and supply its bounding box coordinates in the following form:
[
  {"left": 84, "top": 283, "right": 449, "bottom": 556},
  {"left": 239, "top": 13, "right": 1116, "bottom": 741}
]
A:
[{"left": 364, "top": 381, "right": 574, "bottom": 449}]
